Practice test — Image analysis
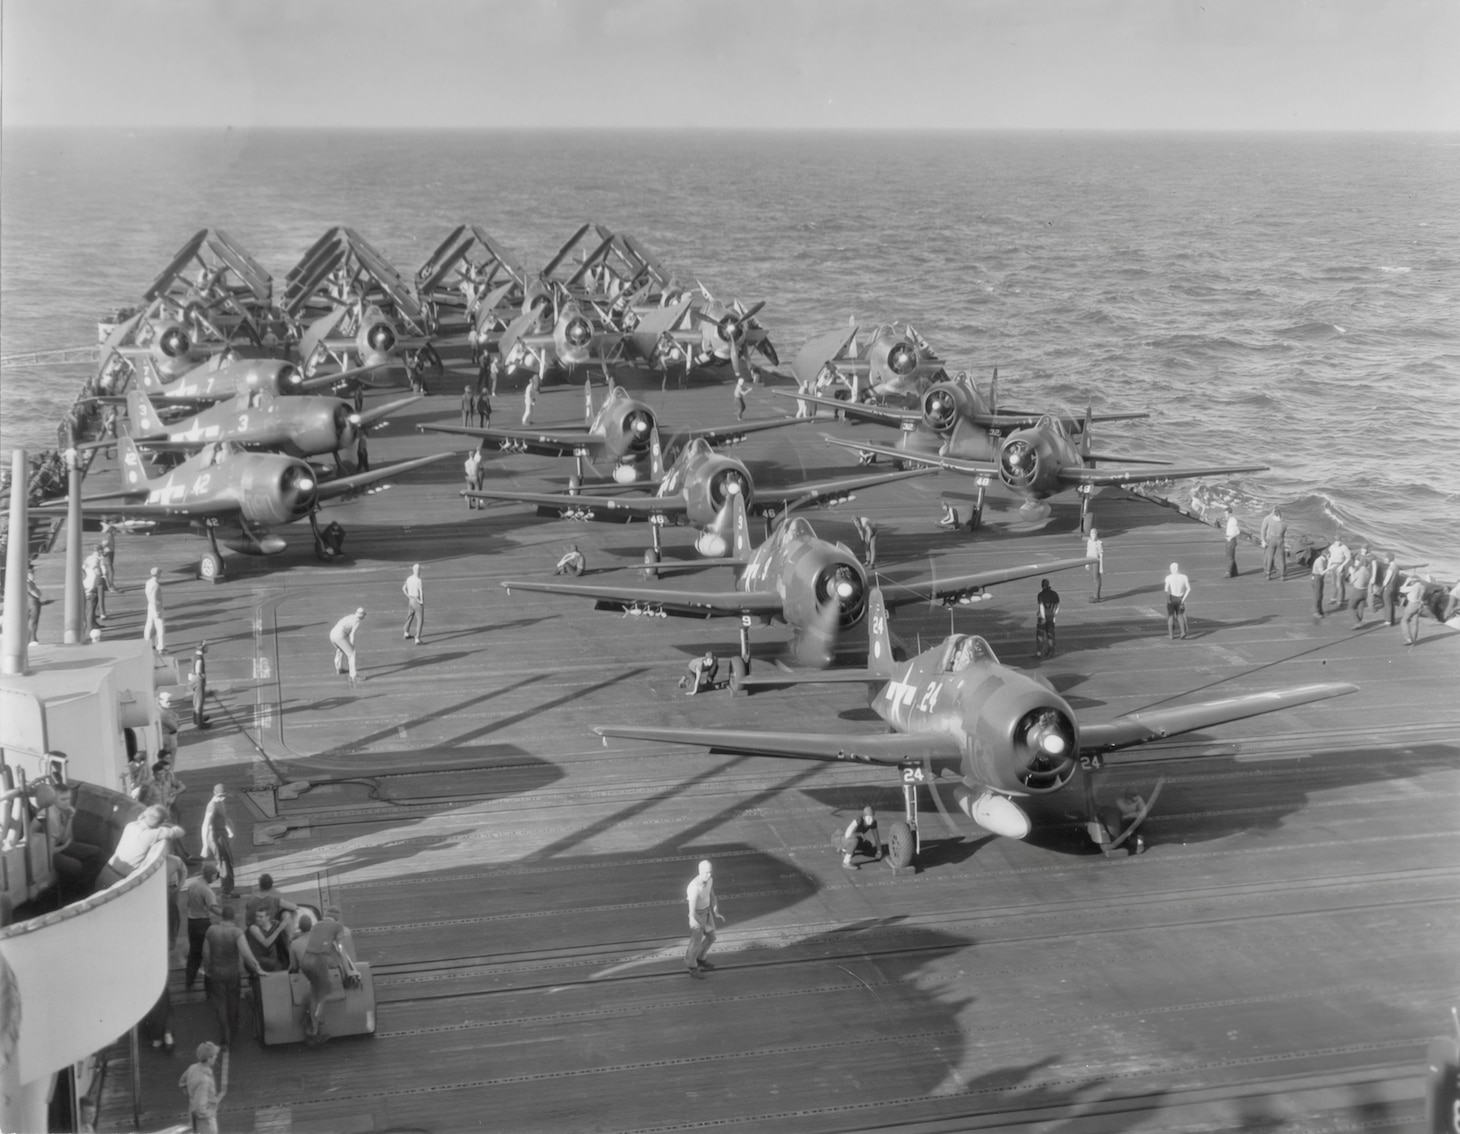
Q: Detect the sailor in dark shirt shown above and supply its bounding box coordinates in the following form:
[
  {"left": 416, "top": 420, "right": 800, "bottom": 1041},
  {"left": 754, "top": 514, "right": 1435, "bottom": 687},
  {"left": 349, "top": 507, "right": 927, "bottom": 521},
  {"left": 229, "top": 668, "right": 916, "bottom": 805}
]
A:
[{"left": 1035, "top": 578, "right": 1061, "bottom": 658}]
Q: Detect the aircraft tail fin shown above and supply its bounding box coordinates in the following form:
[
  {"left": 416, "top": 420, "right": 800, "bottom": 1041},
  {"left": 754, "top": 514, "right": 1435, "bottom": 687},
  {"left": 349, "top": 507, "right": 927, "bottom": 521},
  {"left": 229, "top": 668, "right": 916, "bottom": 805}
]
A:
[
  {"left": 1079, "top": 402, "right": 1094, "bottom": 464},
  {"left": 728, "top": 483, "right": 753, "bottom": 564},
  {"left": 648, "top": 424, "right": 666, "bottom": 481},
  {"left": 115, "top": 432, "right": 159, "bottom": 490},
  {"left": 865, "top": 586, "right": 895, "bottom": 678},
  {"left": 126, "top": 387, "right": 166, "bottom": 438}
]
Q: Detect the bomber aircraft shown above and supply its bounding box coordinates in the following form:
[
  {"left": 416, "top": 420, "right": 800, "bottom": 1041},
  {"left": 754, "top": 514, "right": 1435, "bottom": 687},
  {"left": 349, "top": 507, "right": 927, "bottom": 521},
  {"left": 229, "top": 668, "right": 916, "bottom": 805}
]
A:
[
  {"left": 465, "top": 436, "right": 933, "bottom": 569},
  {"left": 596, "top": 586, "right": 1358, "bottom": 864},
  {"left": 502, "top": 491, "right": 1094, "bottom": 672},
  {"left": 421, "top": 384, "right": 804, "bottom": 485},
  {"left": 41, "top": 433, "right": 452, "bottom": 580},
  {"left": 117, "top": 387, "right": 419, "bottom": 471},
  {"left": 826, "top": 409, "right": 1268, "bottom": 531}
]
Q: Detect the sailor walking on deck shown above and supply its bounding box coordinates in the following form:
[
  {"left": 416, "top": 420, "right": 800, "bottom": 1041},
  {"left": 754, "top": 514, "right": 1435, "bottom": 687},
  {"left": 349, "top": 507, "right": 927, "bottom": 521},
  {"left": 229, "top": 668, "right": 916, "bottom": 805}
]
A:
[
  {"left": 684, "top": 859, "right": 725, "bottom": 978},
  {"left": 402, "top": 564, "right": 425, "bottom": 644},
  {"left": 330, "top": 607, "right": 367, "bottom": 686},
  {"left": 1224, "top": 510, "right": 1241, "bottom": 577},
  {"left": 143, "top": 566, "right": 166, "bottom": 651}
]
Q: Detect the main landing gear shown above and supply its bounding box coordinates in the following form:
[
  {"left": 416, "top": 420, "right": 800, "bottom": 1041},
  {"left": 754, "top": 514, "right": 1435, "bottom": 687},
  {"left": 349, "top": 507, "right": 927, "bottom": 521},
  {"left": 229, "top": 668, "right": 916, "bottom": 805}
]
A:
[
  {"left": 1085, "top": 777, "right": 1162, "bottom": 857},
  {"left": 200, "top": 526, "right": 226, "bottom": 583},
  {"left": 967, "top": 480, "right": 987, "bottom": 533},
  {"left": 884, "top": 770, "right": 920, "bottom": 870}
]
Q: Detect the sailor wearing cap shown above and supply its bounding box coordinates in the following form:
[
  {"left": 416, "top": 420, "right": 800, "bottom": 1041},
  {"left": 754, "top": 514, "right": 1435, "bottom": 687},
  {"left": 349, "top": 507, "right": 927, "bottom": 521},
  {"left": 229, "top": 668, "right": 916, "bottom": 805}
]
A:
[{"left": 328, "top": 607, "right": 367, "bottom": 686}]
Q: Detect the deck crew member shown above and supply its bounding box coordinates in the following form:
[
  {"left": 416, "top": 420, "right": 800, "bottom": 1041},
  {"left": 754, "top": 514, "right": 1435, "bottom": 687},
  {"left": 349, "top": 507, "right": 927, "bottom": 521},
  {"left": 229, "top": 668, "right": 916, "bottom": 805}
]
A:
[
  {"left": 1224, "top": 510, "right": 1241, "bottom": 577},
  {"left": 1164, "top": 562, "right": 1192, "bottom": 640},
  {"left": 143, "top": 566, "right": 166, "bottom": 651},
  {"left": 1309, "top": 549, "right": 1329, "bottom": 620},
  {"left": 840, "top": 806, "right": 882, "bottom": 870},
  {"left": 185, "top": 863, "right": 221, "bottom": 990},
  {"left": 202, "top": 905, "right": 263, "bottom": 1047},
  {"left": 202, "top": 785, "right": 238, "bottom": 898},
  {"left": 82, "top": 545, "right": 104, "bottom": 634},
  {"left": 297, "top": 905, "right": 355, "bottom": 1042},
  {"left": 25, "top": 567, "right": 44, "bottom": 643},
  {"left": 1259, "top": 507, "right": 1287, "bottom": 580},
  {"left": 684, "top": 859, "right": 725, "bottom": 978},
  {"left": 461, "top": 385, "right": 476, "bottom": 426},
  {"left": 1035, "top": 578, "right": 1061, "bottom": 658},
  {"left": 1086, "top": 528, "right": 1104, "bottom": 601},
  {"left": 402, "top": 563, "right": 426, "bottom": 644},
  {"left": 330, "top": 607, "right": 366, "bottom": 686}
]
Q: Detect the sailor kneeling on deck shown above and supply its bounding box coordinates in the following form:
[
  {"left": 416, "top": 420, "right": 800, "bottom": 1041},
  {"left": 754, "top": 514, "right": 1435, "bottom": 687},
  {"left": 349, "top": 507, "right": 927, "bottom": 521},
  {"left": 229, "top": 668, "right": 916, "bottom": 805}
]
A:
[{"left": 838, "top": 806, "right": 883, "bottom": 870}]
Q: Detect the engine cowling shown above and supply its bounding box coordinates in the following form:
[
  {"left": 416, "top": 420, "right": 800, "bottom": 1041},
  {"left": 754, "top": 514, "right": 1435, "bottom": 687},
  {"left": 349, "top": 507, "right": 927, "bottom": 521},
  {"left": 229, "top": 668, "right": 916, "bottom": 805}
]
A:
[
  {"left": 872, "top": 335, "right": 919, "bottom": 380},
  {"left": 1010, "top": 706, "right": 1079, "bottom": 792},
  {"left": 363, "top": 320, "right": 396, "bottom": 356},
  {"left": 921, "top": 382, "right": 968, "bottom": 434},
  {"left": 997, "top": 429, "right": 1061, "bottom": 496},
  {"left": 708, "top": 466, "right": 752, "bottom": 514},
  {"left": 239, "top": 457, "right": 318, "bottom": 525},
  {"left": 157, "top": 324, "right": 192, "bottom": 359},
  {"left": 612, "top": 404, "right": 657, "bottom": 458}
]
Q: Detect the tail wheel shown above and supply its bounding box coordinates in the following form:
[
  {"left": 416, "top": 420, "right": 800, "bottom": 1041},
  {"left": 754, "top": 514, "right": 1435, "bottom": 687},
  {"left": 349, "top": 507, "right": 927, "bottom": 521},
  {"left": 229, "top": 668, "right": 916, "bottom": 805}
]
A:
[
  {"left": 199, "top": 552, "right": 223, "bottom": 582},
  {"left": 886, "top": 819, "right": 915, "bottom": 868}
]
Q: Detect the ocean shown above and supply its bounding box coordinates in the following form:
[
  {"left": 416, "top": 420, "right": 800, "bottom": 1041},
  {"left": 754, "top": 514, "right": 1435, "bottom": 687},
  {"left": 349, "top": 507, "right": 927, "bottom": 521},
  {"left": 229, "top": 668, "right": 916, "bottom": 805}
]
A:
[{"left": 2, "top": 128, "right": 1457, "bottom": 576}]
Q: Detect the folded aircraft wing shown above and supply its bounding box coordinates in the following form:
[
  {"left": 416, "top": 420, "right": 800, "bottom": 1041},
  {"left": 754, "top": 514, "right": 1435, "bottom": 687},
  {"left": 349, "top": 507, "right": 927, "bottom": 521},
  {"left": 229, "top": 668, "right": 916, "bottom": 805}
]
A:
[
  {"left": 776, "top": 391, "right": 920, "bottom": 428},
  {"left": 596, "top": 725, "right": 959, "bottom": 767},
  {"left": 1056, "top": 462, "right": 1268, "bottom": 488},
  {"left": 418, "top": 423, "right": 606, "bottom": 460},
  {"left": 467, "top": 488, "right": 690, "bottom": 520},
  {"left": 882, "top": 555, "right": 1096, "bottom": 611},
  {"left": 313, "top": 452, "right": 455, "bottom": 502},
  {"left": 753, "top": 467, "right": 933, "bottom": 516},
  {"left": 500, "top": 578, "right": 784, "bottom": 619},
  {"left": 1078, "top": 683, "right": 1358, "bottom": 754},
  {"left": 824, "top": 435, "right": 997, "bottom": 477}
]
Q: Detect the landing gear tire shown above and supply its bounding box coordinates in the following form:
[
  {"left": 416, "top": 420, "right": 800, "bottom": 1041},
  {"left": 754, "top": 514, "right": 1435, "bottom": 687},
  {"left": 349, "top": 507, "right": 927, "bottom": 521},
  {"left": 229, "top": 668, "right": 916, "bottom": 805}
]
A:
[
  {"left": 886, "top": 819, "right": 915, "bottom": 868},
  {"left": 199, "top": 552, "right": 223, "bottom": 583},
  {"left": 642, "top": 547, "right": 660, "bottom": 580},
  {"left": 729, "top": 656, "right": 748, "bottom": 696}
]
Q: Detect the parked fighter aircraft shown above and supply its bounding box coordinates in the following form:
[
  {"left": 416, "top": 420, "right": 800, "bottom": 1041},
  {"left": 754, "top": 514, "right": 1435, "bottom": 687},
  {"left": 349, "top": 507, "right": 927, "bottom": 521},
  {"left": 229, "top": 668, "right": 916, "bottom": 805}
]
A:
[
  {"left": 466, "top": 436, "right": 933, "bottom": 567},
  {"left": 827, "top": 407, "right": 1264, "bottom": 531},
  {"left": 40, "top": 434, "right": 452, "bottom": 580},
  {"left": 785, "top": 370, "right": 1149, "bottom": 524},
  {"left": 502, "top": 493, "right": 1094, "bottom": 671},
  {"left": 118, "top": 387, "right": 418, "bottom": 469},
  {"left": 618, "top": 286, "right": 779, "bottom": 381},
  {"left": 421, "top": 384, "right": 803, "bottom": 485},
  {"left": 595, "top": 586, "right": 1357, "bottom": 863},
  {"left": 497, "top": 294, "right": 624, "bottom": 384},
  {"left": 791, "top": 322, "right": 949, "bottom": 403}
]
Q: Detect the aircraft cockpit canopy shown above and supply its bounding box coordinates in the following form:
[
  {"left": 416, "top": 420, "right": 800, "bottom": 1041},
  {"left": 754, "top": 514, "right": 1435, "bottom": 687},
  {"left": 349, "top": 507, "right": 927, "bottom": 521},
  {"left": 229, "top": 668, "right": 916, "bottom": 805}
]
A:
[
  {"left": 941, "top": 634, "right": 998, "bottom": 673},
  {"left": 1036, "top": 414, "right": 1070, "bottom": 441},
  {"left": 681, "top": 438, "right": 714, "bottom": 466},
  {"left": 779, "top": 517, "right": 818, "bottom": 543}
]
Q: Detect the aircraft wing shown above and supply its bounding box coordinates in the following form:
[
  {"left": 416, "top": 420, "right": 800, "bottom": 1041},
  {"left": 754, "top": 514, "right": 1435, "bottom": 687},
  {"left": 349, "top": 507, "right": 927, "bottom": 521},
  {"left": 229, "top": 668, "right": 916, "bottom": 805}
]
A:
[
  {"left": 966, "top": 410, "right": 1150, "bottom": 431},
  {"left": 418, "top": 423, "right": 604, "bottom": 460},
  {"left": 775, "top": 391, "right": 920, "bottom": 428},
  {"left": 881, "top": 555, "right": 1096, "bottom": 611},
  {"left": 1078, "top": 683, "right": 1359, "bottom": 754},
  {"left": 677, "top": 416, "right": 807, "bottom": 447},
  {"left": 499, "top": 578, "right": 784, "bottom": 620},
  {"left": 467, "top": 488, "right": 690, "bottom": 520},
  {"left": 1056, "top": 463, "right": 1268, "bottom": 488},
  {"left": 596, "top": 725, "right": 959, "bottom": 768},
  {"left": 313, "top": 451, "right": 455, "bottom": 502},
  {"left": 753, "top": 468, "right": 934, "bottom": 515},
  {"left": 824, "top": 436, "right": 997, "bottom": 476},
  {"left": 32, "top": 492, "right": 233, "bottom": 521}
]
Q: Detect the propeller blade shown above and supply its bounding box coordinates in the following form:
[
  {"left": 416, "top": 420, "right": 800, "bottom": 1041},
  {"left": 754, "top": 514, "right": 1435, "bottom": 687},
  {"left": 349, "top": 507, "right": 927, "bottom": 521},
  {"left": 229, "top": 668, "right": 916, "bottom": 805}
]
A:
[{"left": 794, "top": 593, "right": 842, "bottom": 669}]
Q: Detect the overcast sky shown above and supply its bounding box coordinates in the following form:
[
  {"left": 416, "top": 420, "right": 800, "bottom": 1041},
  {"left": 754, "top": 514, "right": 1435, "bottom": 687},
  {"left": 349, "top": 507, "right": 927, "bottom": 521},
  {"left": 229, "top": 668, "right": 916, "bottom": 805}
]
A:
[{"left": 3, "top": 0, "right": 1457, "bottom": 131}]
